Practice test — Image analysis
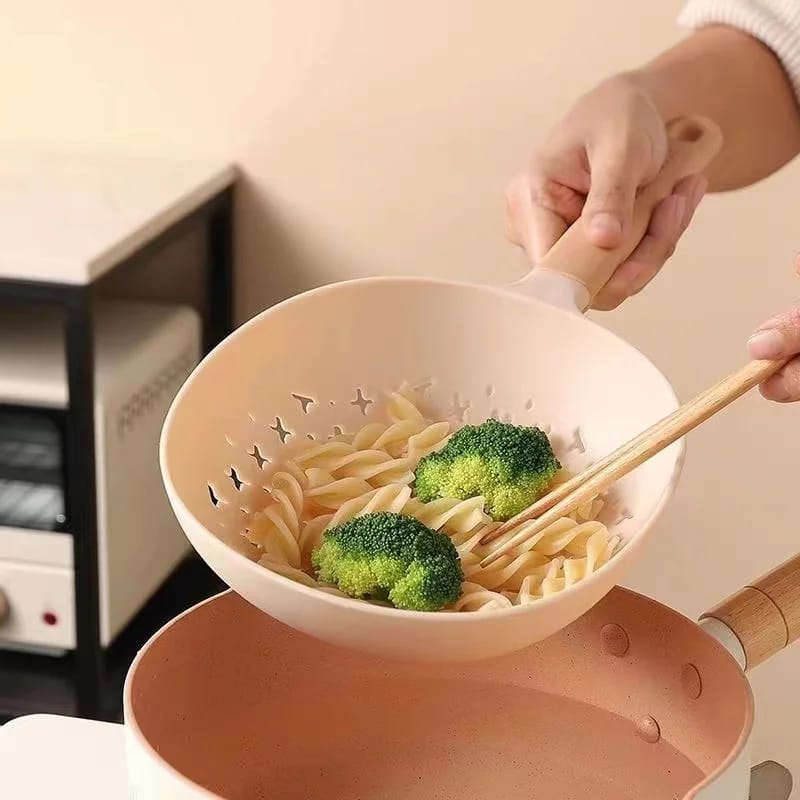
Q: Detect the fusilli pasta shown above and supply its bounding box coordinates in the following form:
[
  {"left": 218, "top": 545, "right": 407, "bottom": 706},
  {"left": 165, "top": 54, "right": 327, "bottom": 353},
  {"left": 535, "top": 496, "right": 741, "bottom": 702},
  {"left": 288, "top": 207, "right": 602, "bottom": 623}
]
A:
[
  {"left": 241, "top": 389, "right": 621, "bottom": 612},
  {"left": 244, "top": 471, "right": 305, "bottom": 568}
]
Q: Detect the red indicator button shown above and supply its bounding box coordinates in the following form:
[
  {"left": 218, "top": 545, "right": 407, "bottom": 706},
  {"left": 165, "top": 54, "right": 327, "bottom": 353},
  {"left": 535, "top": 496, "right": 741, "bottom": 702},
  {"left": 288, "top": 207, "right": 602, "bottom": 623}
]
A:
[{"left": 42, "top": 611, "right": 58, "bottom": 626}]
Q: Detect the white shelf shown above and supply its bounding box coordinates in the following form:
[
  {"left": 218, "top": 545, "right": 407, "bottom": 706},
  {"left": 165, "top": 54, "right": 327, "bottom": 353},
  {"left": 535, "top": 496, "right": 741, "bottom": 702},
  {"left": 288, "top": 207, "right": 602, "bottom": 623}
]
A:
[{"left": 0, "top": 148, "right": 235, "bottom": 284}]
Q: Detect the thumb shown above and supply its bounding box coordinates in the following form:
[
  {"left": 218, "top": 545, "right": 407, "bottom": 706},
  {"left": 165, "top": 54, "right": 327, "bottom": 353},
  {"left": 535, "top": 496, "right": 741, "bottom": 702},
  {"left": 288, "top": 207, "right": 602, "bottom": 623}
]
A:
[
  {"left": 748, "top": 307, "right": 800, "bottom": 359},
  {"left": 582, "top": 142, "right": 650, "bottom": 249}
]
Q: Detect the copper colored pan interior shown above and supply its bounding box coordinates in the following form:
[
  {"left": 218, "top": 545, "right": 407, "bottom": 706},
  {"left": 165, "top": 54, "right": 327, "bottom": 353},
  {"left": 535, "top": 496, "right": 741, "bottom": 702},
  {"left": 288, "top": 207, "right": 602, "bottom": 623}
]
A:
[{"left": 127, "top": 589, "right": 753, "bottom": 800}]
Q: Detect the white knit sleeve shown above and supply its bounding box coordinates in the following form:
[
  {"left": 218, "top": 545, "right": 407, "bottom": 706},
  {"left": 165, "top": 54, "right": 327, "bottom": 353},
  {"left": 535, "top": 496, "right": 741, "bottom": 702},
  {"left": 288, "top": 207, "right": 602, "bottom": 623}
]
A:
[{"left": 679, "top": 0, "right": 800, "bottom": 98}]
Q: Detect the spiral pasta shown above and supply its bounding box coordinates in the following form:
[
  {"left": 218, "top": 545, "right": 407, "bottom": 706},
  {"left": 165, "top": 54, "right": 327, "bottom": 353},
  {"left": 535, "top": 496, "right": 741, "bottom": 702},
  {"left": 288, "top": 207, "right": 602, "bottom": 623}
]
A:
[
  {"left": 242, "top": 388, "right": 621, "bottom": 613},
  {"left": 386, "top": 390, "right": 426, "bottom": 424},
  {"left": 294, "top": 440, "right": 415, "bottom": 487},
  {"left": 304, "top": 471, "right": 375, "bottom": 510},
  {"left": 452, "top": 582, "right": 515, "bottom": 612},
  {"left": 326, "top": 484, "right": 490, "bottom": 536},
  {"left": 244, "top": 471, "right": 304, "bottom": 568},
  {"left": 385, "top": 391, "right": 451, "bottom": 463},
  {"left": 406, "top": 422, "right": 451, "bottom": 464}
]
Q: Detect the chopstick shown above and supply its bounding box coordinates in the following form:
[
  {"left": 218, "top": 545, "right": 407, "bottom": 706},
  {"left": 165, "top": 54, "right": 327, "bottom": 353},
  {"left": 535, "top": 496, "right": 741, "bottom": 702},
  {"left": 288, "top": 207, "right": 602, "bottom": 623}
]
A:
[{"left": 479, "top": 358, "right": 786, "bottom": 567}]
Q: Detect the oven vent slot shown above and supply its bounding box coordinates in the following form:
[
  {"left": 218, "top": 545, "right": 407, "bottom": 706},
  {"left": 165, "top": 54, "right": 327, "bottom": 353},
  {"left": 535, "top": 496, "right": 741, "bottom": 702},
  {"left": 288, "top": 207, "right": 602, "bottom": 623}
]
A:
[{"left": 116, "top": 347, "right": 195, "bottom": 438}]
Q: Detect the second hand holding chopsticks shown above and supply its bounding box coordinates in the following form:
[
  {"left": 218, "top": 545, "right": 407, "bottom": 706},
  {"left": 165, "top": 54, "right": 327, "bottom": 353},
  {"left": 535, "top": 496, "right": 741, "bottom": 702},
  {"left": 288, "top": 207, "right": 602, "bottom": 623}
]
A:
[{"left": 479, "top": 357, "right": 787, "bottom": 567}]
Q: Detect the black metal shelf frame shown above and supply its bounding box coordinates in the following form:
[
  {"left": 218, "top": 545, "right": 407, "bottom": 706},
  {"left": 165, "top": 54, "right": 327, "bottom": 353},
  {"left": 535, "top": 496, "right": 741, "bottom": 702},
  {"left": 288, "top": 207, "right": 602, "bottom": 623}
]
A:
[{"left": 0, "top": 186, "right": 233, "bottom": 720}]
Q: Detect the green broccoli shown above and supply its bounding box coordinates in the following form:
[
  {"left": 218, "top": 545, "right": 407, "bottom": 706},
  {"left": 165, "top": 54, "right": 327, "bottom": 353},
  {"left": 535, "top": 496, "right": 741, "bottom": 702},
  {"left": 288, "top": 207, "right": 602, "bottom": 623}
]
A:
[
  {"left": 311, "top": 512, "right": 463, "bottom": 611},
  {"left": 414, "top": 419, "right": 560, "bottom": 521}
]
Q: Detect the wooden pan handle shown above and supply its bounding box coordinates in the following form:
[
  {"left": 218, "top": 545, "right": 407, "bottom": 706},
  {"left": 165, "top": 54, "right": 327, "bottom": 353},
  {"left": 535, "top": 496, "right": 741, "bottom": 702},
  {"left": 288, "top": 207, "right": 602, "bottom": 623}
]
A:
[
  {"left": 534, "top": 115, "right": 723, "bottom": 309},
  {"left": 701, "top": 553, "right": 800, "bottom": 671}
]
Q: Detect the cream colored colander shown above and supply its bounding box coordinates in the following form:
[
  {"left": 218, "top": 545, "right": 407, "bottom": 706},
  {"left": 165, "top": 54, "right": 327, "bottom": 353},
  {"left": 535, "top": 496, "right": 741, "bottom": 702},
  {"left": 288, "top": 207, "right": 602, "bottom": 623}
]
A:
[{"left": 160, "top": 116, "right": 722, "bottom": 662}]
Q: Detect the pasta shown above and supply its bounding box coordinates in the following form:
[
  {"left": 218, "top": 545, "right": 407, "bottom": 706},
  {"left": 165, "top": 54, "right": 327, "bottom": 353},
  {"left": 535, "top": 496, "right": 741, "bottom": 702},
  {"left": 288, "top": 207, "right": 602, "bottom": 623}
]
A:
[
  {"left": 242, "top": 390, "right": 621, "bottom": 612},
  {"left": 294, "top": 441, "right": 416, "bottom": 486},
  {"left": 245, "top": 471, "right": 304, "bottom": 568},
  {"left": 328, "top": 485, "right": 490, "bottom": 536}
]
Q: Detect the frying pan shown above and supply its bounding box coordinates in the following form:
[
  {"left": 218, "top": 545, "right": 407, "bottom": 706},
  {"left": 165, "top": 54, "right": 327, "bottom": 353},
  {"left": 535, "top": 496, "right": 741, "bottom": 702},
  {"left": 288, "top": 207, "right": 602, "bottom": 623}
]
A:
[
  {"left": 159, "top": 116, "right": 723, "bottom": 662},
  {"left": 124, "top": 551, "right": 800, "bottom": 800}
]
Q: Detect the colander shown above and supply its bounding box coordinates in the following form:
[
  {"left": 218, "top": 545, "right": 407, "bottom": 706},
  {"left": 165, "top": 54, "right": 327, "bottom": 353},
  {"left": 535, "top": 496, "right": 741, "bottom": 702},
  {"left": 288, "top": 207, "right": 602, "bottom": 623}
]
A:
[{"left": 160, "top": 116, "right": 723, "bottom": 662}]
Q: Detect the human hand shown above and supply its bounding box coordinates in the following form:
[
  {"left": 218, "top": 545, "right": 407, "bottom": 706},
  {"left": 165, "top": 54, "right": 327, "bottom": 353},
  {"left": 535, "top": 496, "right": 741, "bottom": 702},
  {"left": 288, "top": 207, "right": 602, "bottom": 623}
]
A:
[
  {"left": 505, "top": 74, "right": 708, "bottom": 310},
  {"left": 748, "top": 259, "right": 800, "bottom": 402}
]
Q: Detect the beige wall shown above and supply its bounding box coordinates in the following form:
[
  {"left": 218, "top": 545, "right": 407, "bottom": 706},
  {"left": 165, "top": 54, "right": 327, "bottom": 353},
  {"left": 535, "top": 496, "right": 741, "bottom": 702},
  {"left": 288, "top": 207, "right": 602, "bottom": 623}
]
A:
[{"left": 3, "top": 0, "right": 799, "bottom": 782}]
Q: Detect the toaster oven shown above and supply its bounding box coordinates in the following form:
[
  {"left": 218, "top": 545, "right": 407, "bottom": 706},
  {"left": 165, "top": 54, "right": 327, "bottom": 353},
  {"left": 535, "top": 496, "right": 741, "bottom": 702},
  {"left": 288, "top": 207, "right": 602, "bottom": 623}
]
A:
[{"left": 0, "top": 300, "right": 199, "bottom": 654}]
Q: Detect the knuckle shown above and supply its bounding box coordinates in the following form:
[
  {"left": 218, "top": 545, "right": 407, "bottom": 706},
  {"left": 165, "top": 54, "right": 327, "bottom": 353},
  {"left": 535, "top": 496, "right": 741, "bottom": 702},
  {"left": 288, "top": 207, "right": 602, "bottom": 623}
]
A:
[
  {"left": 592, "top": 183, "right": 627, "bottom": 205},
  {"left": 787, "top": 306, "right": 800, "bottom": 331},
  {"left": 585, "top": 186, "right": 630, "bottom": 220},
  {"left": 589, "top": 130, "right": 661, "bottom": 191},
  {"left": 591, "top": 121, "right": 645, "bottom": 159},
  {"left": 767, "top": 306, "right": 800, "bottom": 342},
  {"left": 531, "top": 176, "right": 575, "bottom": 211},
  {"left": 586, "top": 169, "right": 635, "bottom": 211}
]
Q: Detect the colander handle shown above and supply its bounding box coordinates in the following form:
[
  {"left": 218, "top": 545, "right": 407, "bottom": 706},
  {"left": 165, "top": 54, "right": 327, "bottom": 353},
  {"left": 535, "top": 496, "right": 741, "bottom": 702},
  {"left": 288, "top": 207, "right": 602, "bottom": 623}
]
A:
[
  {"left": 701, "top": 552, "right": 800, "bottom": 672},
  {"left": 514, "top": 115, "right": 723, "bottom": 312}
]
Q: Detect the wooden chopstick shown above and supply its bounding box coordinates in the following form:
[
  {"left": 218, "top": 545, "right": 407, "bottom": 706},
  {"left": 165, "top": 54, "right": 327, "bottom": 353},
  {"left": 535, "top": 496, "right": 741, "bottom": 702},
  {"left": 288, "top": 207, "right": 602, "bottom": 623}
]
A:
[
  {"left": 479, "top": 375, "right": 698, "bottom": 547},
  {"left": 479, "top": 358, "right": 786, "bottom": 567},
  {"left": 481, "top": 416, "right": 667, "bottom": 543}
]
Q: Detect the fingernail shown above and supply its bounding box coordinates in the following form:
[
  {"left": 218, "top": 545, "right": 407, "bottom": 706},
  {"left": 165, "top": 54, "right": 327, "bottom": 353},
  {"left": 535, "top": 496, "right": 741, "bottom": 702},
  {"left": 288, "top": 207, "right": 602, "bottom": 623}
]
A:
[
  {"left": 748, "top": 329, "right": 786, "bottom": 359},
  {"left": 590, "top": 212, "right": 622, "bottom": 238}
]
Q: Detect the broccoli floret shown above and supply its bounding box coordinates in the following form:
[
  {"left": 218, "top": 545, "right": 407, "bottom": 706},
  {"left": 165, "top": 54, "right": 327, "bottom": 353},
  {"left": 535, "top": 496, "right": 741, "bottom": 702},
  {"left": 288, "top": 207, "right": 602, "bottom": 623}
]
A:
[
  {"left": 414, "top": 419, "right": 560, "bottom": 521},
  {"left": 311, "top": 512, "right": 463, "bottom": 611}
]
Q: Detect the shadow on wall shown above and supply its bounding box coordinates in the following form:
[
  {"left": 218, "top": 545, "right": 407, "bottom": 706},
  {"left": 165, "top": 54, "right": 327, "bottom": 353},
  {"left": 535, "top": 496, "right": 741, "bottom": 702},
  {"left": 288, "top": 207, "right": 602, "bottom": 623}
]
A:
[
  {"left": 100, "top": 167, "right": 519, "bottom": 328},
  {"left": 97, "top": 226, "right": 206, "bottom": 315},
  {"left": 97, "top": 173, "right": 356, "bottom": 326},
  {"left": 235, "top": 173, "right": 363, "bottom": 323}
]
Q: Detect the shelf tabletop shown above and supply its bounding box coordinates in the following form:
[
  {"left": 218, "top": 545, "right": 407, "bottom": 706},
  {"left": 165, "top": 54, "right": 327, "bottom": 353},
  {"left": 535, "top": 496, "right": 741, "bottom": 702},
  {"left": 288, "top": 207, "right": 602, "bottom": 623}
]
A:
[
  {"left": 0, "top": 713, "right": 129, "bottom": 798},
  {"left": 0, "top": 148, "right": 235, "bottom": 285}
]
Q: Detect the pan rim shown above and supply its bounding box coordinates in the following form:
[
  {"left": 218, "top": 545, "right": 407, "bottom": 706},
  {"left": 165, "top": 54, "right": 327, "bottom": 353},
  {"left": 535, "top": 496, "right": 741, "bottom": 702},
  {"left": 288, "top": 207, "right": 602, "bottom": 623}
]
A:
[{"left": 124, "top": 587, "right": 757, "bottom": 799}]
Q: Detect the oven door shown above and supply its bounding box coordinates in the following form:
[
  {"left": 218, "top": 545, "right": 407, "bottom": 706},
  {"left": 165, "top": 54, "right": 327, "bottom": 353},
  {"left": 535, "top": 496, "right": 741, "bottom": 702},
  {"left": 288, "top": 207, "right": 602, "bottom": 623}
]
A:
[
  {"left": 0, "top": 406, "right": 67, "bottom": 532},
  {"left": 0, "top": 405, "right": 75, "bottom": 652}
]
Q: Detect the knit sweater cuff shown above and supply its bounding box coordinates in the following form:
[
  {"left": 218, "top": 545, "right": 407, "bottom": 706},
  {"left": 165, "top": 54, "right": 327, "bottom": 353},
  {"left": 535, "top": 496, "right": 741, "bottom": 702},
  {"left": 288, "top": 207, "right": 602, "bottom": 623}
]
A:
[{"left": 679, "top": 0, "right": 800, "bottom": 100}]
